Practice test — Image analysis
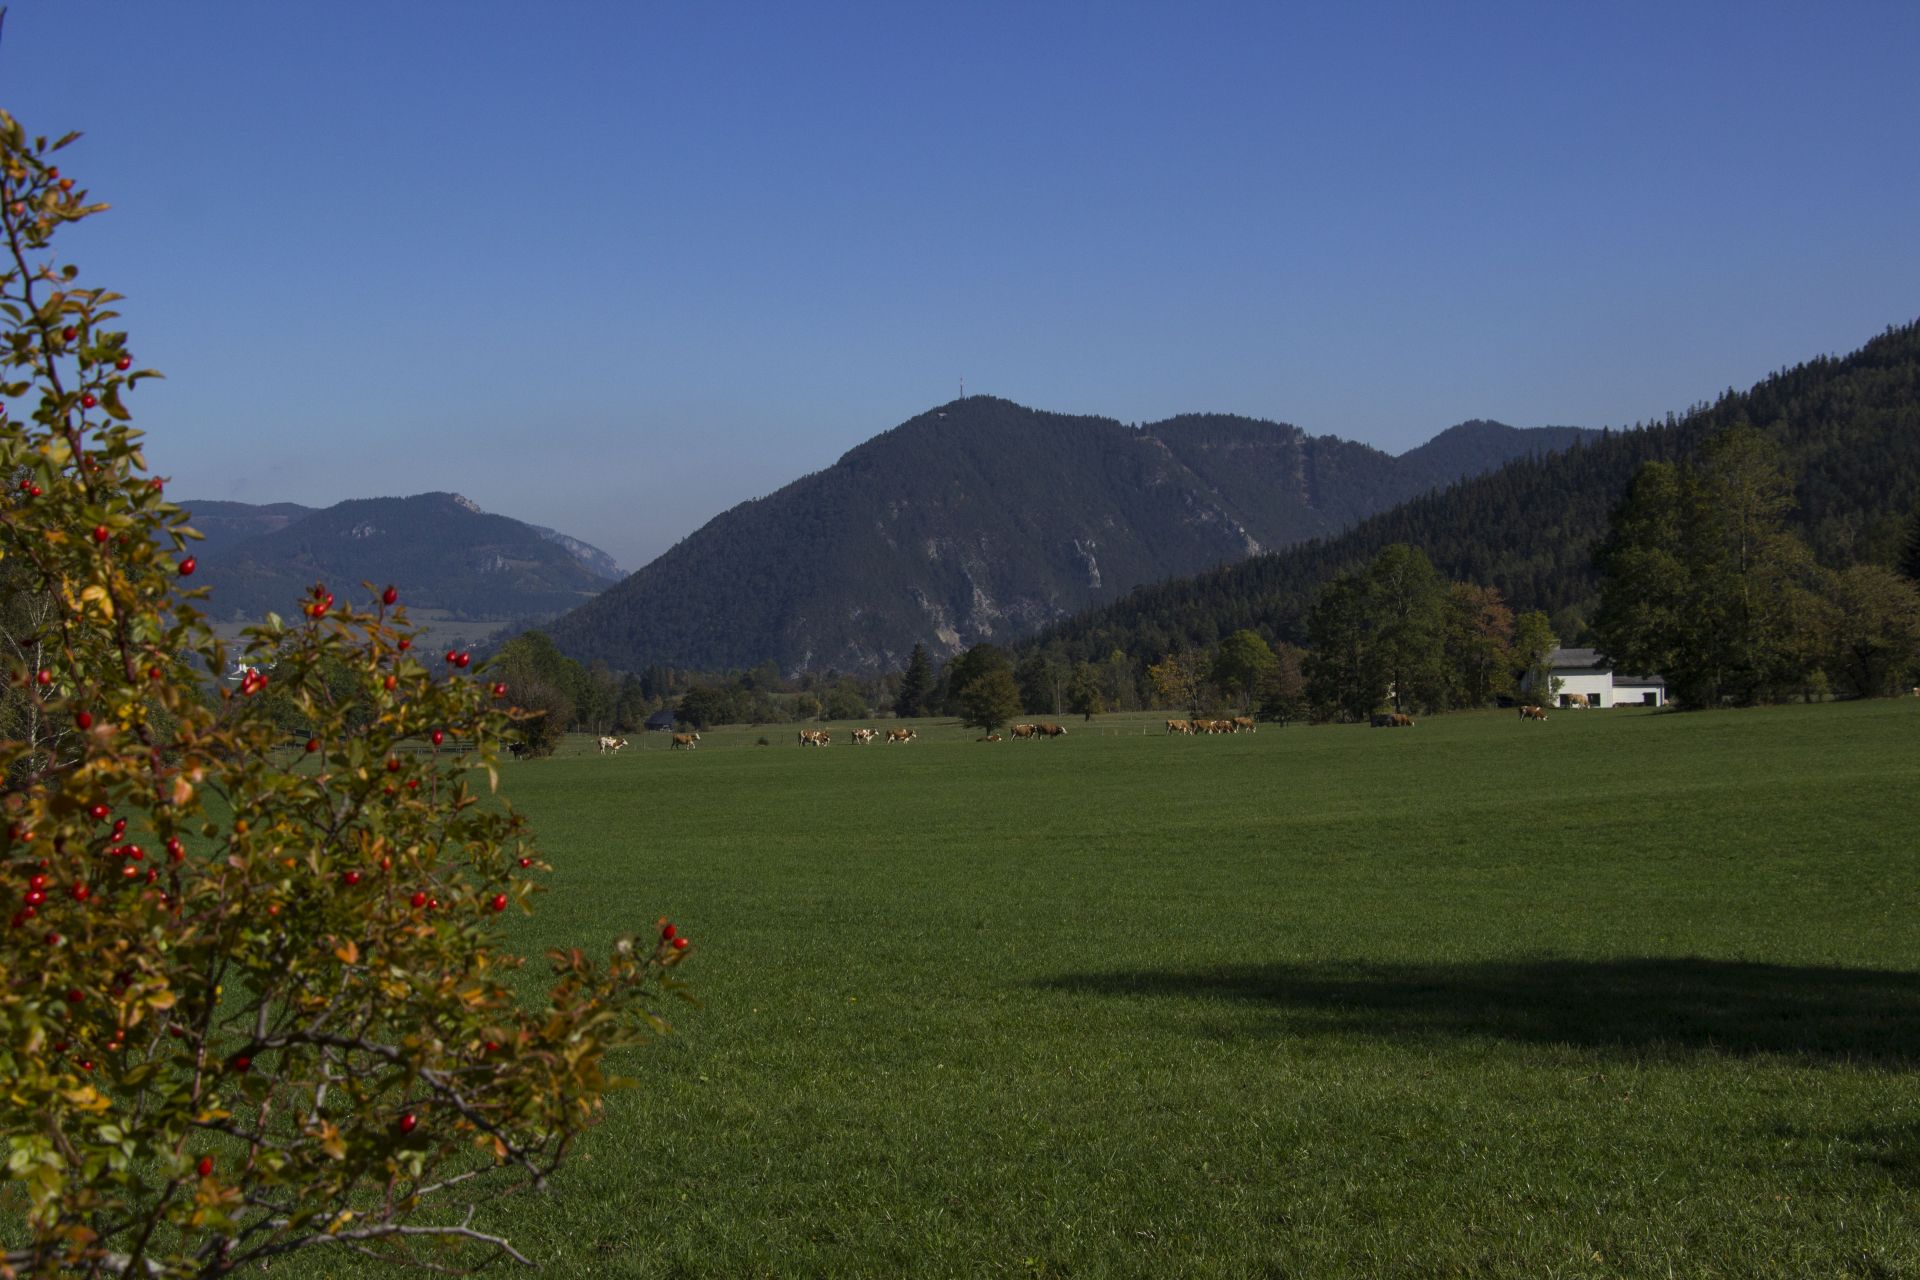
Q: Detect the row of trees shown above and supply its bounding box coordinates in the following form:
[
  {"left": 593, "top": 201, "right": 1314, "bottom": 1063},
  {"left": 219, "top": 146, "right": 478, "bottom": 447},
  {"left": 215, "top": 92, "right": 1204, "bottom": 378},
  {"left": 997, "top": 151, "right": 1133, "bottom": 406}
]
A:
[
  {"left": 1595, "top": 426, "right": 1920, "bottom": 705},
  {"left": 503, "top": 429, "right": 1918, "bottom": 737},
  {"left": 1299, "top": 545, "right": 1557, "bottom": 721}
]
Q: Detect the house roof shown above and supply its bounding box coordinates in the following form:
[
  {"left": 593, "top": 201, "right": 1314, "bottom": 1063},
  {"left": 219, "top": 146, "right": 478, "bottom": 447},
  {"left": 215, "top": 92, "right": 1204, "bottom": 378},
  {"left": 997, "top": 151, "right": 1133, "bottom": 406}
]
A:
[
  {"left": 1542, "top": 646, "right": 1667, "bottom": 686},
  {"left": 644, "top": 709, "right": 677, "bottom": 729}
]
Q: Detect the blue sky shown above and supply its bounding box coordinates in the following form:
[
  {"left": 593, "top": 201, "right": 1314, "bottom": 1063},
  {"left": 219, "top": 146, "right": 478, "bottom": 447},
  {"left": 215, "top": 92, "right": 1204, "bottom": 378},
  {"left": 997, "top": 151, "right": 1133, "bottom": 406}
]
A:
[{"left": 6, "top": 2, "right": 1916, "bottom": 570}]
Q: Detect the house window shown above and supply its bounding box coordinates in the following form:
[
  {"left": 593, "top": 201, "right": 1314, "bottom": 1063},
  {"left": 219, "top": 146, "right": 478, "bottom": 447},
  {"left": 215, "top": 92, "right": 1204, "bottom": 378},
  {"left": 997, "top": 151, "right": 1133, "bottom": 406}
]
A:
[{"left": 1643, "top": 692, "right": 1656, "bottom": 706}]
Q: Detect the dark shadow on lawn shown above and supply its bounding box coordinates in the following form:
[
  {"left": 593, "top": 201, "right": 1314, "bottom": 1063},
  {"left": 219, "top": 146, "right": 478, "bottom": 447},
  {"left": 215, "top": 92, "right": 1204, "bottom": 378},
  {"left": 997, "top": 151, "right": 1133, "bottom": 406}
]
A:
[{"left": 1041, "top": 957, "right": 1920, "bottom": 1067}]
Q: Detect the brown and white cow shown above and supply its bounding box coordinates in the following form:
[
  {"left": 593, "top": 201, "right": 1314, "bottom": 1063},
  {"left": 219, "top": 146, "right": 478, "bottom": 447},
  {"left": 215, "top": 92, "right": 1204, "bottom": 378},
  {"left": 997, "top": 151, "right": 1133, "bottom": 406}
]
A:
[
  {"left": 850, "top": 728, "right": 877, "bottom": 745},
  {"left": 1519, "top": 705, "right": 1547, "bottom": 721},
  {"left": 1565, "top": 693, "right": 1591, "bottom": 709},
  {"left": 885, "top": 727, "right": 916, "bottom": 744},
  {"left": 1010, "top": 723, "right": 1038, "bottom": 739},
  {"left": 1392, "top": 713, "right": 1414, "bottom": 727},
  {"left": 1232, "top": 716, "right": 1256, "bottom": 733},
  {"left": 1165, "top": 719, "right": 1191, "bottom": 735},
  {"left": 670, "top": 732, "right": 699, "bottom": 750},
  {"left": 797, "top": 729, "right": 831, "bottom": 747},
  {"left": 1039, "top": 722, "right": 1067, "bottom": 738},
  {"left": 597, "top": 735, "right": 629, "bottom": 755}
]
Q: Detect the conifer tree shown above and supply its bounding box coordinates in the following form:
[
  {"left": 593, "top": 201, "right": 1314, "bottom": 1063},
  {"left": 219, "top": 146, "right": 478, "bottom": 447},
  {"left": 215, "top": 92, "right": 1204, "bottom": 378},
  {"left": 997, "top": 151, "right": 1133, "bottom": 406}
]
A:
[{"left": 894, "top": 642, "right": 933, "bottom": 718}]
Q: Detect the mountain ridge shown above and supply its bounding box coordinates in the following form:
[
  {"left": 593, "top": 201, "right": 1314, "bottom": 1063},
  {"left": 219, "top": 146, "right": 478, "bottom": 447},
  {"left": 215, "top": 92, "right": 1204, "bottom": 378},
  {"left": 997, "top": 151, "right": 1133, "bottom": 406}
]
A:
[
  {"left": 179, "top": 492, "right": 624, "bottom": 622},
  {"left": 1018, "top": 320, "right": 1920, "bottom": 668},
  {"left": 543, "top": 401, "right": 1598, "bottom": 674}
]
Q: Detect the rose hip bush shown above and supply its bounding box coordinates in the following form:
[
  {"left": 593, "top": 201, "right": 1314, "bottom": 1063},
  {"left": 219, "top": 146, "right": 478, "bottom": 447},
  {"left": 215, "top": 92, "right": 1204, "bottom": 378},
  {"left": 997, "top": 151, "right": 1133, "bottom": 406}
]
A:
[{"left": 0, "top": 113, "right": 690, "bottom": 1276}]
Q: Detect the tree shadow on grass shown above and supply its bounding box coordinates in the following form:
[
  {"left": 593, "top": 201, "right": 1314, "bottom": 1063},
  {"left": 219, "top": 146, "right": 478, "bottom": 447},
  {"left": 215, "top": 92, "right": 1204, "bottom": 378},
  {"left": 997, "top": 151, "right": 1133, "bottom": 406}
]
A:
[{"left": 1041, "top": 957, "right": 1920, "bottom": 1067}]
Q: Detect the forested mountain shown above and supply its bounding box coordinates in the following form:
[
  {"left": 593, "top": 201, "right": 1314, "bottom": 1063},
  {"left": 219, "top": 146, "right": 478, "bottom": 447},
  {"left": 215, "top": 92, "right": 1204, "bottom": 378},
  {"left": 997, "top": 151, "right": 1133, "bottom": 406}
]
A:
[
  {"left": 179, "top": 500, "right": 316, "bottom": 559},
  {"left": 180, "top": 493, "right": 623, "bottom": 621},
  {"left": 546, "top": 399, "right": 1592, "bottom": 674},
  {"left": 1023, "top": 320, "right": 1920, "bottom": 667}
]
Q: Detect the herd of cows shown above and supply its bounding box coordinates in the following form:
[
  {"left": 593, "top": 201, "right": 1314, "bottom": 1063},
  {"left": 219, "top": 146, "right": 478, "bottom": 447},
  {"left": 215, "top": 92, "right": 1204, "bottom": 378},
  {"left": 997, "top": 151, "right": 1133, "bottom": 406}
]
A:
[
  {"left": 1166, "top": 717, "right": 1257, "bottom": 734},
  {"left": 563, "top": 701, "right": 1610, "bottom": 757},
  {"left": 799, "top": 727, "right": 919, "bottom": 746}
]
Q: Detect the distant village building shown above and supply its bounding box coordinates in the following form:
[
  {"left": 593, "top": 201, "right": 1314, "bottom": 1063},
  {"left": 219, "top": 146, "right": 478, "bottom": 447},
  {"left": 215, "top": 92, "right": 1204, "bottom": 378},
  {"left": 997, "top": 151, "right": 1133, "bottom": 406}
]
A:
[
  {"left": 1521, "top": 647, "right": 1667, "bottom": 709},
  {"left": 645, "top": 709, "right": 679, "bottom": 732}
]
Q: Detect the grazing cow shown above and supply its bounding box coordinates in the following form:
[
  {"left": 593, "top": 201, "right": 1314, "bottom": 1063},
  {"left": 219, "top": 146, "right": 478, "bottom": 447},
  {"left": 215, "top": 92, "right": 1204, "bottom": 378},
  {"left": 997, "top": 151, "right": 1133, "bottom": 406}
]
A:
[
  {"left": 1039, "top": 722, "right": 1066, "bottom": 738},
  {"left": 1566, "top": 693, "right": 1590, "bottom": 709},
  {"left": 850, "top": 728, "right": 877, "bottom": 745},
  {"left": 886, "top": 728, "right": 916, "bottom": 744},
  {"left": 1392, "top": 713, "right": 1414, "bottom": 727},
  {"left": 1011, "top": 723, "right": 1038, "bottom": 739},
  {"left": 1519, "top": 705, "right": 1547, "bottom": 721},
  {"left": 1232, "top": 716, "right": 1256, "bottom": 733},
  {"left": 597, "top": 735, "right": 629, "bottom": 755},
  {"left": 506, "top": 740, "right": 531, "bottom": 760},
  {"left": 670, "top": 732, "right": 699, "bottom": 750}
]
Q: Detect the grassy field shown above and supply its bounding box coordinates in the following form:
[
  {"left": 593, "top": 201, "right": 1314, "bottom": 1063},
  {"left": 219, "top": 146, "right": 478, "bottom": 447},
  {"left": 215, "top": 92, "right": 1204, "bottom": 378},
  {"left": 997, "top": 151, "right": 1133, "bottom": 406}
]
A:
[{"left": 311, "top": 701, "right": 1920, "bottom": 1278}]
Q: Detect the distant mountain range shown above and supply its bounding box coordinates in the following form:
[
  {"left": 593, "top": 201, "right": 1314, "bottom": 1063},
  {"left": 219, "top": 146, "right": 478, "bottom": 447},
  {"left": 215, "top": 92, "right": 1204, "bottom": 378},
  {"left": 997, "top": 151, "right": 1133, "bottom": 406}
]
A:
[
  {"left": 179, "top": 492, "right": 623, "bottom": 623},
  {"left": 543, "top": 402, "right": 1595, "bottom": 674},
  {"left": 1020, "top": 319, "right": 1920, "bottom": 667}
]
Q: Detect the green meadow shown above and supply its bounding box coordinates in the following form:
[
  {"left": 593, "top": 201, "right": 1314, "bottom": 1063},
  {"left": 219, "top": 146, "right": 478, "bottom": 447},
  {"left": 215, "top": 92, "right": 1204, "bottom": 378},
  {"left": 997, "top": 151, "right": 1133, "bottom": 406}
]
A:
[{"left": 319, "top": 701, "right": 1920, "bottom": 1277}]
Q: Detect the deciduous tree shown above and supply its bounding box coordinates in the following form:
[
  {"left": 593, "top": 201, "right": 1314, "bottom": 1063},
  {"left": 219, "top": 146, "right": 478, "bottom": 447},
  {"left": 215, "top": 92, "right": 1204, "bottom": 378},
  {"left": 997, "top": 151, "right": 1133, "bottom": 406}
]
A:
[
  {"left": 1210, "top": 629, "right": 1277, "bottom": 712},
  {"left": 0, "top": 115, "right": 690, "bottom": 1277},
  {"left": 958, "top": 669, "right": 1022, "bottom": 735}
]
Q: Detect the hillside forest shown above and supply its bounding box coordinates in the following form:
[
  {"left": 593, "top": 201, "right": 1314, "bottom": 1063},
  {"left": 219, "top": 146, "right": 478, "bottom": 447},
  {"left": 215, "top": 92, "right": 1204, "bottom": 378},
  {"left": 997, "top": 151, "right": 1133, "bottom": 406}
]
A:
[
  {"left": 472, "top": 321, "right": 1920, "bottom": 738},
  {"left": 36, "top": 322, "right": 1911, "bottom": 748}
]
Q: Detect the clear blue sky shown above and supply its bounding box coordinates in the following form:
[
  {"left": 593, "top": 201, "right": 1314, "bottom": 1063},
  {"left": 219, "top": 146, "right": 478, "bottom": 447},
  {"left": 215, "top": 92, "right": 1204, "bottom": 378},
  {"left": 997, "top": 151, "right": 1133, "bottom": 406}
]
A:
[{"left": 6, "top": 2, "right": 1916, "bottom": 571}]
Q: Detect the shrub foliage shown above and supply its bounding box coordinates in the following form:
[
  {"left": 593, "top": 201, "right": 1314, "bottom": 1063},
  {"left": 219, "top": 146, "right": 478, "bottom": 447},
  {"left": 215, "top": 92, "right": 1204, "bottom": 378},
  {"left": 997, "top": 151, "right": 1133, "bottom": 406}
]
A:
[{"left": 0, "top": 114, "right": 690, "bottom": 1276}]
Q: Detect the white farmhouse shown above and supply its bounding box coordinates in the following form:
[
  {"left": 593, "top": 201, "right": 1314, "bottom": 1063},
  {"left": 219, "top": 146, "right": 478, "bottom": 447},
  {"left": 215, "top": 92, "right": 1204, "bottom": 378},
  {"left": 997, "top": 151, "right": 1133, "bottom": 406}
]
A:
[{"left": 1521, "top": 647, "right": 1667, "bottom": 709}]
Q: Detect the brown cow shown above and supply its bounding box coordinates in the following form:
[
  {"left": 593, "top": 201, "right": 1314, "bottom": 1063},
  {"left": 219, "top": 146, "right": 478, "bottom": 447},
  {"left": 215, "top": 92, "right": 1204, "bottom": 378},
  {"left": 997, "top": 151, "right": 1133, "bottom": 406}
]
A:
[
  {"left": 1010, "top": 723, "right": 1038, "bottom": 739},
  {"left": 977, "top": 734, "right": 1003, "bottom": 742},
  {"left": 1039, "top": 722, "right": 1066, "bottom": 738},
  {"left": 850, "top": 728, "right": 877, "bottom": 745},
  {"left": 1232, "top": 716, "right": 1256, "bottom": 733},
  {"left": 1519, "top": 705, "right": 1547, "bottom": 721},
  {"left": 1565, "top": 693, "right": 1590, "bottom": 709},
  {"left": 1165, "top": 719, "right": 1191, "bottom": 735},
  {"left": 885, "top": 728, "right": 916, "bottom": 744},
  {"left": 670, "top": 732, "right": 699, "bottom": 750},
  {"left": 1392, "top": 713, "right": 1414, "bottom": 727}
]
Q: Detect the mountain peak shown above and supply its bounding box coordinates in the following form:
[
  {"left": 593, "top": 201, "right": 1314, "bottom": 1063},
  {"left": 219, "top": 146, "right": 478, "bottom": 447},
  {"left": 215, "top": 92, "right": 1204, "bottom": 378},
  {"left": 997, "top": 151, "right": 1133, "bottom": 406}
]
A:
[{"left": 545, "top": 404, "right": 1596, "bottom": 675}]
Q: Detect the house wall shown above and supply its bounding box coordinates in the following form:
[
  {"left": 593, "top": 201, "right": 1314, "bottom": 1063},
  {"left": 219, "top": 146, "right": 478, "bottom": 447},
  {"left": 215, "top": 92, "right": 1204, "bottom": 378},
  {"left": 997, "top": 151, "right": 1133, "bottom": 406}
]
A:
[
  {"left": 1554, "top": 672, "right": 1612, "bottom": 707},
  {"left": 1523, "top": 667, "right": 1667, "bottom": 708},
  {"left": 1522, "top": 669, "right": 1612, "bottom": 706}
]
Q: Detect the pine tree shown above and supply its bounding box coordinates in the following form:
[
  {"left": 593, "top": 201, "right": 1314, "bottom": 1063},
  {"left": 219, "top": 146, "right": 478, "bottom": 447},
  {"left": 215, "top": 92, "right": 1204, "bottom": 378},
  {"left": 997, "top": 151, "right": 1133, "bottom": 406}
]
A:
[{"left": 894, "top": 642, "right": 933, "bottom": 717}]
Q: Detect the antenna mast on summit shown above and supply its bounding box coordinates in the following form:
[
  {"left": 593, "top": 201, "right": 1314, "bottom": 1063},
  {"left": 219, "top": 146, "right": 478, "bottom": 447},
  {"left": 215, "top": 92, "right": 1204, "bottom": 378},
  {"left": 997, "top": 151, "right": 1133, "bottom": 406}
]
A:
[{"left": 959, "top": 375, "right": 965, "bottom": 400}]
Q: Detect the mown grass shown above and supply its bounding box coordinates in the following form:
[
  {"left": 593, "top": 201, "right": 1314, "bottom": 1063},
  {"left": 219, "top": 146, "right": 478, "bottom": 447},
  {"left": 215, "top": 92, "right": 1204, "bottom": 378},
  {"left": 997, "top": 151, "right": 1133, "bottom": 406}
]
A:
[{"left": 296, "top": 701, "right": 1920, "bottom": 1278}]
